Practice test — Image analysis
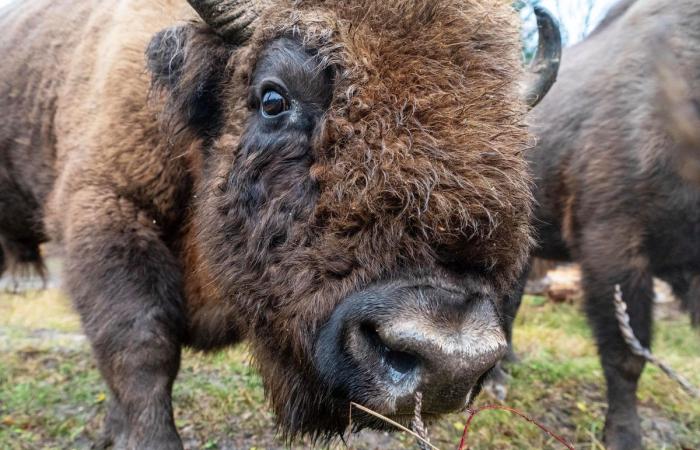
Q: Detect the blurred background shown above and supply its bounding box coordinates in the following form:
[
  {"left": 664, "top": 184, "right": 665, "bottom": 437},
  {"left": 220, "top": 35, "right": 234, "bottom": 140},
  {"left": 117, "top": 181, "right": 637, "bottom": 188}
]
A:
[
  {"left": 0, "top": 0, "right": 618, "bottom": 47},
  {"left": 0, "top": 1, "right": 698, "bottom": 450},
  {"left": 521, "top": 0, "right": 618, "bottom": 45}
]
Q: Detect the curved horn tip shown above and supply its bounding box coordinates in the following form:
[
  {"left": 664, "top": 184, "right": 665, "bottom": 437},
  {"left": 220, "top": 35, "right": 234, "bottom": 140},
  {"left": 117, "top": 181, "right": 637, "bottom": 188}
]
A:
[
  {"left": 525, "top": 5, "right": 562, "bottom": 109},
  {"left": 187, "top": 0, "right": 258, "bottom": 43}
]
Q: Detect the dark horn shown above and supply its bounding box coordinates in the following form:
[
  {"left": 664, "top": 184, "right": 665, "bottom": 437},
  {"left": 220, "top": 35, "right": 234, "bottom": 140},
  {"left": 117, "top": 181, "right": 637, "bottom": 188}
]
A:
[
  {"left": 186, "top": 0, "right": 258, "bottom": 42},
  {"left": 524, "top": 6, "right": 562, "bottom": 109}
]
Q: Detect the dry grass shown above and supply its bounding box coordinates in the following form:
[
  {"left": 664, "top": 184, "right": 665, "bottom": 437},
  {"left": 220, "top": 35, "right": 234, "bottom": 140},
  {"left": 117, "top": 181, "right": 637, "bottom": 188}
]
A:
[{"left": 1, "top": 288, "right": 698, "bottom": 449}]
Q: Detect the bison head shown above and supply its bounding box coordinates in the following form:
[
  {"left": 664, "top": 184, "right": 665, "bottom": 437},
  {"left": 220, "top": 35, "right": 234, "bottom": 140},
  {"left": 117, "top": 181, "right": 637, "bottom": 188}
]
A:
[{"left": 147, "top": 0, "right": 559, "bottom": 439}]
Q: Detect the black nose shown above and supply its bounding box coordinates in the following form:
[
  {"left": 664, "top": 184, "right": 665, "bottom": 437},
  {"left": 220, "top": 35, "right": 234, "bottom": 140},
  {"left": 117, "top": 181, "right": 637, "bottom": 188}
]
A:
[{"left": 314, "top": 280, "right": 507, "bottom": 417}]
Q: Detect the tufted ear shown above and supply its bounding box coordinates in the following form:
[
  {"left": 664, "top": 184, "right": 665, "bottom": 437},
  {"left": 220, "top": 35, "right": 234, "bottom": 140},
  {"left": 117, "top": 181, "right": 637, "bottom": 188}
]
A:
[{"left": 146, "top": 24, "right": 231, "bottom": 139}]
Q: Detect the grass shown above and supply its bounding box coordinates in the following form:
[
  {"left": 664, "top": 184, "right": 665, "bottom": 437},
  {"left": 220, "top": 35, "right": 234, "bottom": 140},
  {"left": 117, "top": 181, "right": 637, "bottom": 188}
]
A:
[{"left": 0, "top": 289, "right": 698, "bottom": 449}]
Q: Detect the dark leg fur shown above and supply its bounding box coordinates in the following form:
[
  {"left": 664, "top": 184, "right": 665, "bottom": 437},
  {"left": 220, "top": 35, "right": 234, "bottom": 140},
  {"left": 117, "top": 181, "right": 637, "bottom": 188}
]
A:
[
  {"left": 660, "top": 271, "right": 700, "bottom": 327},
  {"left": 0, "top": 244, "right": 5, "bottom": 278},
  {"left": 484, "top": 261, "right": 531, "bottom": 400},
  {"left": 686, "top": 276, "right": 700, "bottom": 327},
  {"left": 0, "top": 169, "right": 47, "bottom": 283},
  {"left": 580, "top": 233, "right": 652, "bottom": 450},
  {"left": 94, "top": 400, "right": 128, "bottom": 450},
  {"left": 503, "top": 261, "right": 532, "bottom": 362},
  {"left": 65, "top": 190, "right": 185, "bottom": 450},
  {"left": 674, "top": 274, "right": 700, "bottom": 327},
  {"left": 0, "top": 236, "right": 46, "bottom": 290}
]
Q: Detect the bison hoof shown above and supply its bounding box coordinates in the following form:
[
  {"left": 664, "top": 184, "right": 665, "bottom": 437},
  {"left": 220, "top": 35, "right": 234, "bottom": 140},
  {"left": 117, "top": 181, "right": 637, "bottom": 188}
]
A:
[
  {"left": 93, "top": 433, "right": 127, "bottom": 450},
  {"left": 603, "top": 417, "right": 643, "bottom": 450}
]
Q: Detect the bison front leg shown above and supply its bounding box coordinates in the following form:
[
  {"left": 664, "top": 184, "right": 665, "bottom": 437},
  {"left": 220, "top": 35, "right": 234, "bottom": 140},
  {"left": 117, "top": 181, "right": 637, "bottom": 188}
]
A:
[
  {"left": 95, "top": 399, "right": 128, "bottom": 449},
  {"left": 484, "top": 262, "right": 531, "bottom": 400},
  {"left": 503, "top": 261, "right": 532, "bottom": 362},
  {"left": 580, "top": 232, "right": 653, "bottom": 450},
  {"left": 63, "top": 189, "right": 185, "bottom": 450},
  {"left": 0, "top": 243, "right": 5, "bottom": 278},
  {"left": 677, "top": 274, "right": 700, "bottom": 327}
]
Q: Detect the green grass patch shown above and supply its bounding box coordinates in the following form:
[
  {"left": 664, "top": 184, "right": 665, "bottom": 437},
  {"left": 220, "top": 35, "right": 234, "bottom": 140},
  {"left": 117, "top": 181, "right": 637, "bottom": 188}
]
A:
[{"left": 0, "top": 292, "right": 698, "bottom": 449}]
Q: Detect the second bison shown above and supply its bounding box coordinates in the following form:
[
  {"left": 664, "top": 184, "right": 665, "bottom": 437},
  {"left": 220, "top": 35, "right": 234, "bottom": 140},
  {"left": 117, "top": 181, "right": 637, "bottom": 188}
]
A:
[{"left": 503, "top": 0, "right": 700, "bottom": 449}]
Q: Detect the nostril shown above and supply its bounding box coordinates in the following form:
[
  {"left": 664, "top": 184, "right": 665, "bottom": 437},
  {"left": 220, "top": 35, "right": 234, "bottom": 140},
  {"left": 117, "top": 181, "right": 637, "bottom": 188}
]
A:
[
  {"left": 385, "top": 349, "right": 418, "bottom": 375},
  {"left": 360, "top": 323, "right": 420, "bottom": 381},
  {"left": 359, "top": 322, "right": 388, "bottom": 354}
]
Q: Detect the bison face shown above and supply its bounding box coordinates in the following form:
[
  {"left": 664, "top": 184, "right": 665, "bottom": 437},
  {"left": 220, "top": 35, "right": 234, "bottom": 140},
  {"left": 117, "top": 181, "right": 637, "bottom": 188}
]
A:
[{"left": 148, "top": 0, "right": 547, "bottom": 440}]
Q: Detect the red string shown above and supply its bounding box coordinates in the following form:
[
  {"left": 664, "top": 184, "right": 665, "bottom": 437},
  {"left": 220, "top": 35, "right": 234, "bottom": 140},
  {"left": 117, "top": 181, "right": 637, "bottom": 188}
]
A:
[{"left": 457, "top": 404, "right": 575, "bottom": 450}]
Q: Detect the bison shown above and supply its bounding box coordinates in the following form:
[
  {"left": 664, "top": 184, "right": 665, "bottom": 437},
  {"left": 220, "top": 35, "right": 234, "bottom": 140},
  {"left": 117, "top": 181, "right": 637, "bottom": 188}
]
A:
[
  {"left": 657, "top": 47, "right": 700, "bottom": 186},
  {"left": 0, "top": 0, "right": 560, "bottom": 447},
  {"left": 501, "top": 0, "right": 700, "bottom": 448}
]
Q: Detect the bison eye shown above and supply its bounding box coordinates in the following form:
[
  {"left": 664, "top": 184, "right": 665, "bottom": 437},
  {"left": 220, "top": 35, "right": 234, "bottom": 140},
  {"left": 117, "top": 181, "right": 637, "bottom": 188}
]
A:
[{"left": 261, "top": 89, "right": 289, "bottom": 117}]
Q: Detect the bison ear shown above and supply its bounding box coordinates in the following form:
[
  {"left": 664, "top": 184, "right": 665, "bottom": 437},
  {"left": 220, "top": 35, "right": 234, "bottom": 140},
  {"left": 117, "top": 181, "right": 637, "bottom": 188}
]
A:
[{"left": 146, "top": 24, "right": 230, "bottom": 139}]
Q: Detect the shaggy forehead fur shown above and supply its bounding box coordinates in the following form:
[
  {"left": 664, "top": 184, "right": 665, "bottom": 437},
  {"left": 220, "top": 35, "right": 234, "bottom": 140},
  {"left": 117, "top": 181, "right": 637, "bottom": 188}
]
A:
[
  {"left": 249, "top": 0, "right": 532, "bottom": 273},
  {"left": 187, "top": 0, "right": 532, "bottom": 437}
]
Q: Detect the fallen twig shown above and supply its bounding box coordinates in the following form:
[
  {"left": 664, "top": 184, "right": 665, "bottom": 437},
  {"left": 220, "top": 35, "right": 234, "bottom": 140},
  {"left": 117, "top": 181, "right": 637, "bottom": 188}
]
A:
[
  {"left": 349, "top": 401, "right": 439, "bottom": 450},
  {"left": 613, "top": 284, "right": 700, "bottom": 398},
  {"left": 349, "top": 399, "right": 575, "bottom": 450},
  {"left": 457, "top": 404, "right": 575, "bottom": 450}
]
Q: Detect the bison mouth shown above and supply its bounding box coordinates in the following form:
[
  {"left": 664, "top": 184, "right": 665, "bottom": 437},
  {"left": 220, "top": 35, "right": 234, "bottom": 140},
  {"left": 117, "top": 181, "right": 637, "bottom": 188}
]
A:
[
  {"left": 344, "top": 364, "right": 499, "bottom": 433},
  {"left": 313, "top": 278, "right": 507, "bottom": 429}
]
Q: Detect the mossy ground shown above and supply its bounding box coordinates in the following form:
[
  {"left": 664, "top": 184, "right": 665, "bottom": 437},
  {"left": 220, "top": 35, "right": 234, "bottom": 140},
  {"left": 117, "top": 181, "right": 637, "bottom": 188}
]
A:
[{"left": 1, "top": 289, "right": 698, "bottom": 449}]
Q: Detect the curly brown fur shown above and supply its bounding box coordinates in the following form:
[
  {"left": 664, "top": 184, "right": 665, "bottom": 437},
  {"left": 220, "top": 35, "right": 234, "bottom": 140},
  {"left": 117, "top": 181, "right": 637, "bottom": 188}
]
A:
[
  {"left": 1, "top": 0, "right": 533, "bottom": 445},
  {"left": 182, "top": 0, "right": 531, "bottom": 437}
]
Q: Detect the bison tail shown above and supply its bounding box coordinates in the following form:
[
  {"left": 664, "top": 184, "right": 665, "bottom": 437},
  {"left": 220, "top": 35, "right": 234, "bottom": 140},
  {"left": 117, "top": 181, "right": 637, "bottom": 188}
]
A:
[{"left": 0, "top": 236, "right": 47, "bottom": 290}]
